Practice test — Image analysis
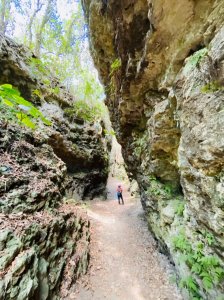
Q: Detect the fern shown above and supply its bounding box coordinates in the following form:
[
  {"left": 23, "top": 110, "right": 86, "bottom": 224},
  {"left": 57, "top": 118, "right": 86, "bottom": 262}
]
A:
[
  {"left": 180, "top": 276, "right": 199, "bottom": 293},
  {"left": 202, "top": 276, "right": 213, "bottom": 291},
  {"left": 172, "top": 231, "right": 224, "bottom": 297}
]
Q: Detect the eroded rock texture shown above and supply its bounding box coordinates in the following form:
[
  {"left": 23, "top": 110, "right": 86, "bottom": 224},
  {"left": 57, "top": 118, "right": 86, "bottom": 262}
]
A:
[
  {"left": 0, "top": 207, "right": 90, "bottom": 300},
  {"left": 0, "top": 36, "right": 109, "bottom": 299},
  {"left": 0, "top": 36, "right": 109, "bottom": 204},
  {"left": 83, "top": 0, "right": 224, "bottom": 298}
]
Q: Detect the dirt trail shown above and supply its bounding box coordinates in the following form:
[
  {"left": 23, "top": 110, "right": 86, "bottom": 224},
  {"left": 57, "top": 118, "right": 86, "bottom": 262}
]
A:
[{"left": 70, "top": 177, "right": 183, "bottom": 300}]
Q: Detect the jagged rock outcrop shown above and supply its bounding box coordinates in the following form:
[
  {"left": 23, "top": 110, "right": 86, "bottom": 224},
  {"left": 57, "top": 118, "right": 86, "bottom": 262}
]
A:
[
  {"left": 0, "top": 36, "right": 109, "bottom": 203},
  {"left": 83, "top": 0, "right": 224, "bottom": 298},
  {"left": 0, "top": 36, "right": 109, "bottom": 299},
  {"left": 0, "top": 207, "right": 90, "bottom": 300}
]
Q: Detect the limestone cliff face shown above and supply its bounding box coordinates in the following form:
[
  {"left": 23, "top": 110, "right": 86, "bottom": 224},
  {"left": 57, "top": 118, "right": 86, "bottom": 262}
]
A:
[
  {"left": 83, "top": 0, "right": 224, "bottom": 298},
  {"left": 0, "top": 36, "right": 109, "bottom": 299}
]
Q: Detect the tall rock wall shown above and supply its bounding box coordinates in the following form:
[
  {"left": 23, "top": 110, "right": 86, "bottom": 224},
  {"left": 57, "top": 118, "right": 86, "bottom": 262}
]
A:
[
  {"left": 0, "top": 36, "right": 109, "bottom": 299},
  {"left": 0, "top": 36, "right": 110, "bottom": 204},
  {"left": 82, "top": 1, "right": 224, "bottom": 298}
]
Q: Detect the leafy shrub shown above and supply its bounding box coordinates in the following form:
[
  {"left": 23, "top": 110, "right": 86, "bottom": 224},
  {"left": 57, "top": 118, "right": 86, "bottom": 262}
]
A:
[
  {"left": 163, "top": 183, "right": 175, "bottom": 196},
  {"left": 0, "top": 84, "right": 51, "bottom": 129}
]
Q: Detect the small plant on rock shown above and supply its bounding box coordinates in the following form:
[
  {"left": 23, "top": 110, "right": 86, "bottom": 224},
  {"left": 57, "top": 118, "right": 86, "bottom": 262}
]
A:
[
  {"left": 175, "top": 202, "right": 185, "bottom": 216},
  {"left": 172, "top": 230, "right": 224, "bottom": 299},
  {"left": 110, "top": 58, "right": 122, "bottom": 76},
  {"left": 184, "top": 48, "right": 208, "bottom": 73},
  {"left": 107, "top": 58, "right": 122, "bottom": 96},
  {"left": 201, "top": 81, "right": 224, "bottom": 93}
]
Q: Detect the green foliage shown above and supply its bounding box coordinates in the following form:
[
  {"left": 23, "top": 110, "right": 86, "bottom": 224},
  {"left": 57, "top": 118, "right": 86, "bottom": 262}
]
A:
[
  {"left": 132, "top": 132, "right": 148, "bottom": 158},
  {"left": 7, "top": 1, "right": 104, "bottom": 108},
  {"left": 188, "top": 48, "right": 208, "bottom": 67},
  {"left": 201, "top": 81, "right": 224, "bottom": 93},
  {"left": 175, "top": 202, "right": 185, "bottom": 216},
  {"left": 29, "top": 57, "right": 50, "bottom": 77},
  {"left": 32, "top": 89, "right": 43, "bottom": 98},
  {"left": 172, "top": 230, "right": 224, "bottom": 298},
  {"left": 110, "top": 58, "right": 122, "bottom": 76},
  {"left": 147, "top": 176, "right": 176, "bottom": 199},
  {"left": 163, "top": 183, "right": 175, "bottom": 196},
  {"left": 104, "top": 129, "right": 115, "bottom": 136},
  {"left": 172, "top": 232, "right": 192, "bottom": 253},
  {"left": 180, "top": 276, "right": 200, "bottom": 298},
  {"left": 107, "top": 58, "right": 122, "bottom": 96},
  {"left": 0, "top": 84, "right": 51, "bottom": 129},
  {"left": 199, "top": 230, "right": 216, "bottom": 246},
  {"left": 148, "top": 175, "right": 157, "bottom": 182},
  {"left": 0, "top": 100, "right": 18, "bottom": 124},
  {"left": 184, "top": 48, "right": 208, "bottom": 73},
  {"left": 65, "top": 100, "right": 106, "bottom": 123},
  {"left": 29, "top": 58, "right": 58, "bottom": 95}
]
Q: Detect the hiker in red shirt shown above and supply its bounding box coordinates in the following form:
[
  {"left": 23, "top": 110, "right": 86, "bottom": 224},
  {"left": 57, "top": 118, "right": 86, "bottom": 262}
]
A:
[{"left": 117, "top": 185, "right": 124, "bottom": 205}]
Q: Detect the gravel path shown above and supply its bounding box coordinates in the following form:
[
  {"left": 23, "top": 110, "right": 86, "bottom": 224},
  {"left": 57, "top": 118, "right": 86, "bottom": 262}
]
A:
[{"left": 70, "top": 177, "right": 183, "bottom": 300}]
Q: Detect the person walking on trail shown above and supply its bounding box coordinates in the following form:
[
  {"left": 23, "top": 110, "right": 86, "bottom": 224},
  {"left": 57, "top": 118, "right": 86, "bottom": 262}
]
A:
[{"left": 117, "top": 185, "right": 124, "bottom": 205}]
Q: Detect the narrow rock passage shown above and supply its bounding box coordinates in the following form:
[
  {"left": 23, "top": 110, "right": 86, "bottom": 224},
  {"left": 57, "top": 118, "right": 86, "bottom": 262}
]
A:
[{"left": 71, "top": 177, "right": 183, "bottom": 300}]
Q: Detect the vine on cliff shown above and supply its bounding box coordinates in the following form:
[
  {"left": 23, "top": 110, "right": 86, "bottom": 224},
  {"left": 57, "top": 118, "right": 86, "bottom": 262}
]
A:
[{"left": 107, "top": 58, "right": 122, "bottom": 97}]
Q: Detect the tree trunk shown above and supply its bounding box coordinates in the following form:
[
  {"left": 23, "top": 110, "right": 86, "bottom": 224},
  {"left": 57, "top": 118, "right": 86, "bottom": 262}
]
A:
[
  {"left": 34, "top": 0, "right": 52, "bottom": 56},
  {"left": 27, "top": 0, "right": 43, "bottom": 48},
  {"left": 0, "top": 0, "right": 7, "bottom": 35}
]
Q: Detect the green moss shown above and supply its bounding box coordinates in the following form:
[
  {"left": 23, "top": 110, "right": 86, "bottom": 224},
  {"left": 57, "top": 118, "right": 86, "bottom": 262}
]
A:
[
  {"left": 110, "top": 58, "right": 122, "bottom": 76},
  {"left": 201, "top": 81, "right": 224, "bottom": 93},
  {"left": 147, "top": 177, "right": 177, "bottom": 200},
  {"left": 184, "top": 48, "right": 208, "bottom": 73},
  {"left": 174, "top": 201, "right": 185, "bottom": 217}
]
